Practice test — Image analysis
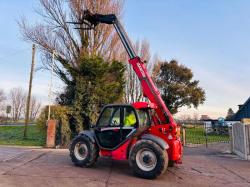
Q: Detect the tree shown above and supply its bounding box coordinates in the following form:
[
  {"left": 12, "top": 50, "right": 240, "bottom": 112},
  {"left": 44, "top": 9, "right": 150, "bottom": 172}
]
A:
[
  {"left": 200, "top": 115, "right": 210, "bottom": 120},
  {"left": 0, "top": 89, "right": 6, "bottom": 110},
  {"left": 9, "top": 88, "right": 26, "bottom": 121},
  {"left": 178, "top": 114, "right": 192, "bottom": 121},
  {"left": 193, "top": 113, "right": 199, "bottom": 121},
  {"left": 122, "top": 39, "right": 157, "bottom": 103},
  {"left": 56, "top": 57, "right": 125, "bottom": 131},
  {"left": 30, "top": 96, "right": 42, "bottom": 121},
  {"left": 226, "top": 108, "right": 234, "bottom": 120},
  {"left": 0, "top": 89, "right": 6, "bottom": 120},
  {"left": 152, "top": 60, "right": 206, "bottom": 114},
  {"left": 18, "top": 0, "right": 124, "bottom": 84},
  {"left": 19, "top": 0, "right": 125, "bottom": 129}
]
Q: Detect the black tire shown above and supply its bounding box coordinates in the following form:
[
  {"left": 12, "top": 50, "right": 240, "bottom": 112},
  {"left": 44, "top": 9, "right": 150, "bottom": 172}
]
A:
[
  {"left": 69, "top": 135, "right": 98, "bottom": 167},
  {"left": 129, "top": 139, "right": 168, "bottom": 179}
]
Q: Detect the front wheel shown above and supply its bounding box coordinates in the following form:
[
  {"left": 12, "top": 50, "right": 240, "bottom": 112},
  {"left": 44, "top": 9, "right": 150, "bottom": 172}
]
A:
[
  {"left": 69, "top": 135, "right": 98, "bottom": 167},
  {"left": 129, "top": 140, "right": 168, "bottom": 179}
]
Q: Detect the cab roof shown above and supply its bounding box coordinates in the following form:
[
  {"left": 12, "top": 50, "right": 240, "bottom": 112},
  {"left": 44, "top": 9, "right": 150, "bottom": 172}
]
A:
[
  {"left": 132, "top": 102, "right": 157, "bottom": 109},
  {"left": 103, "top": 102, "right": 157, "bottom": 110}
]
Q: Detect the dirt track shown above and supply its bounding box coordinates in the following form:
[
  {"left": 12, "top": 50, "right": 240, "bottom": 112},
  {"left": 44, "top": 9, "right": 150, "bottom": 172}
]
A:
[{"left": 0, "top": 144, "right": 249, "bottom": 187}]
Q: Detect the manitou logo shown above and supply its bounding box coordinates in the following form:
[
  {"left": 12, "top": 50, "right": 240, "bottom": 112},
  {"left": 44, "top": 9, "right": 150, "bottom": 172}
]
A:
[{"left": 137, "top": 63, "right": 146, "bottom": 78}]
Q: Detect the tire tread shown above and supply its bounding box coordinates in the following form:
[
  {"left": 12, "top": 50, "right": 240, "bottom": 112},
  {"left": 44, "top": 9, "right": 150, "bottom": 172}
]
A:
[
  {"left": 69, "top": 135, "right": 98, "bottom": 167},
  {"left": 129, "top": 139, "right": 168, "bottom": 179}
]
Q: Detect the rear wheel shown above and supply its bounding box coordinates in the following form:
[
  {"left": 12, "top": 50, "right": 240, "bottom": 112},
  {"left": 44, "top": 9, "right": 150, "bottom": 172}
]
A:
[
  {"left": 70, "top": 135, "right": 98, "bottom": 167},
  {"left": 129, "top": 140, "right": 168, "bottom": 179}
]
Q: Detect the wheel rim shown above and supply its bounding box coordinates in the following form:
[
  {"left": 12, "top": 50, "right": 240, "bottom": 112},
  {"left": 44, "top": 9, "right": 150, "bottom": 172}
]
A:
[
  {"left": 74, "top": 142, "right": 88, "bottom": 161},
  {"left": 135, "top": 148, "right": 157, "bottom": 171}
]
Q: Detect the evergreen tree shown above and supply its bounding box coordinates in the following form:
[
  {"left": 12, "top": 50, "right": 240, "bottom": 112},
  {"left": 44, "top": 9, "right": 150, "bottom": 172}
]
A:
[
  {"left": 226, "top": 108, "right": 234, "bottom": 120},
  {"left": 56, "top": 57, "right": 125, "bottom": 130}
]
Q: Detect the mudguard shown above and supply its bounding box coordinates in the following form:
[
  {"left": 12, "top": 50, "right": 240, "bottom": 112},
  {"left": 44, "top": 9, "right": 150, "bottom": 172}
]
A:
[
  {"left": 79, "top": 130, "right": 96, "bottom": 143},
  {"left": 141, "top": 134, "right": 169, "bottom": 150}
]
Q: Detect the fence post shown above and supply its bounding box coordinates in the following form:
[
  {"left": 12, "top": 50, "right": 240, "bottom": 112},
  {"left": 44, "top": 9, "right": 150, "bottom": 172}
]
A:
[
  {"left": 243, "top": 124, "right": 248, "bottom": 159},
  {"left": 229, "top": 126, "right": 233, "bottom": 153},
  {"left": 204, "top": 122, "right": 208, "bottom": 148},
  {"left": 182, "top": 127, "right": 186, "bottom": 146}
]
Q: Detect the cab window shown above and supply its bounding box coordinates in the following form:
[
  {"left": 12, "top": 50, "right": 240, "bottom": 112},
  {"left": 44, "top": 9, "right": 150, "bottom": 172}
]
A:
[
  {"left": 137, "top": 109, "right": 151, "bottom": 127},
  {"left": 123, "top": 107, "right": 137, "bottom": 127},
  {"left": 110, "top": 108, "right": 120, "bottom": 127},
  {"left": 97, "top": 107, "right": 120, "bottom": 127}
]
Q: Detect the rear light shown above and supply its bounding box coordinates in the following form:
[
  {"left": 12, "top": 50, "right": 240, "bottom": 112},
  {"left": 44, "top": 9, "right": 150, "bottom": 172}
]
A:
[{"left": 176, "top": 126, "right": 181, "bottom": 138}]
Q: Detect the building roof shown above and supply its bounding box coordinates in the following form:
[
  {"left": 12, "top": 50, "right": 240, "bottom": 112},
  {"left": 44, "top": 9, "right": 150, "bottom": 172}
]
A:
[{"left": 232, "top": 97, "right": 250, "bottom": 121}]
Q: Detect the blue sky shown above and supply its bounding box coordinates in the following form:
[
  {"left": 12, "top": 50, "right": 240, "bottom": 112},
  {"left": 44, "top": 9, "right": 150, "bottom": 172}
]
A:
[{"left": 0, "top": 0, "right": 250, "bottom": 118}]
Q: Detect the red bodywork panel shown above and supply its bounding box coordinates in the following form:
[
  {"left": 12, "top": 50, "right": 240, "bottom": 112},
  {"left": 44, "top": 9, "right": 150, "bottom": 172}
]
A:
[
  {"left": 147, "top": 125, "right": 182, "bottom": 161},
  {"left": 99, "top": 125, "right": 182, "bottom": 162},
  {"left": 100, "top": 139, "right": 137, "bottom": 160}
]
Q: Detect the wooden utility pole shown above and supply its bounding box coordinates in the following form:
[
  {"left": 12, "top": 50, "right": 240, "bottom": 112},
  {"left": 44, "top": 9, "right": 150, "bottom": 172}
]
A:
[{"left": 24, "top": 44, "right": 36, "bottom": 139}]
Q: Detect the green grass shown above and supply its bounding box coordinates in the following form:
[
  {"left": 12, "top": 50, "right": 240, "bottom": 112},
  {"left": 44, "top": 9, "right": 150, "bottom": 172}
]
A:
[
  {"left": 185, "top": 127, "right": 229, "bottom": 144},
  {"left": 0, "top": 125, "right": 45, "bottom": 146}
]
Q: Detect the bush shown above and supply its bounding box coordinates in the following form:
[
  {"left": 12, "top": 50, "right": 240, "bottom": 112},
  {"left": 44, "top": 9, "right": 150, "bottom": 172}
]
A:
[{"left": 37, "top": 105, "right": 76, "bottom": 148}]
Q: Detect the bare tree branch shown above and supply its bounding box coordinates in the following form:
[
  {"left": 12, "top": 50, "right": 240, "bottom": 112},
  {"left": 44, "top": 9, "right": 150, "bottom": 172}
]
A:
[
  {"left": 18, "top": 0, "right": 125, "bottom": 84},
  {"left": 0, "top": 89, "right": 6, "bottom": 105},
  {"left": 122, "top": 39, "right": 157, "bottom": 103},
  {"left": 9, "top": 88, "right": 26, "bottom": 121},
  {"left": 29, "top": 96, "right": 42, "bottom": 121}
]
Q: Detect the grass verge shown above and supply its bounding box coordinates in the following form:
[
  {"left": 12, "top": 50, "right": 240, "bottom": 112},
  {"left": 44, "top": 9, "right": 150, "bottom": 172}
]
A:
[{"left": 0, "top": 125, "right": 45, "bottom": 146}]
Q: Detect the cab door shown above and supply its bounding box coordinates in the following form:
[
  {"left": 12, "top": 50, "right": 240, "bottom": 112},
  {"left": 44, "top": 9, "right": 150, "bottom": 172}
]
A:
[
  {"left": 120, "top": 106, "right": 138, "bottom": 141},
  {"left": 95, "top": 106, "right": 122, "bottom": 149}
]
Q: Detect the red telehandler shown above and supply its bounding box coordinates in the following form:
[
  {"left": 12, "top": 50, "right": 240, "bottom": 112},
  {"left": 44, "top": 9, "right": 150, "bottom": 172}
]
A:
[{"left": 69, "top": 11, "right": 183, "bottom": 179}]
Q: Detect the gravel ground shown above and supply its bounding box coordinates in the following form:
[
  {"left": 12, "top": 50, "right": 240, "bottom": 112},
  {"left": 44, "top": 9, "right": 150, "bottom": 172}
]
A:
[{"left": 0, "top": 143, "right": 249, "bottom": 187}]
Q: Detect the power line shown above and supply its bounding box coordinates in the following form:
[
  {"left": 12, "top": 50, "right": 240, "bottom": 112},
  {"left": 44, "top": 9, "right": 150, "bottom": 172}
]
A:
[{"left": 0, "top": 48, "right": 30, "bottom": 62}]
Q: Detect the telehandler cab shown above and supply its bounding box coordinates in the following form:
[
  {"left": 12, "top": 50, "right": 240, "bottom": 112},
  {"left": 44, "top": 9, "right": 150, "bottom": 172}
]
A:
[{"left": 69, "top": 11, "right": 183, "bottom": 179}]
